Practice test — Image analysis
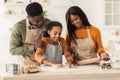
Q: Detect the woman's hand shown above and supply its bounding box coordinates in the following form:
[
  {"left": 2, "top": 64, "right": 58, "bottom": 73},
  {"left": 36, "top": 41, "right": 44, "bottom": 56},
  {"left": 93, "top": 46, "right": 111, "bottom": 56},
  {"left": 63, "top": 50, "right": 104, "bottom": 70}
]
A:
[{"left": 100, "top": 52, "right": 110, "bottom": 61}]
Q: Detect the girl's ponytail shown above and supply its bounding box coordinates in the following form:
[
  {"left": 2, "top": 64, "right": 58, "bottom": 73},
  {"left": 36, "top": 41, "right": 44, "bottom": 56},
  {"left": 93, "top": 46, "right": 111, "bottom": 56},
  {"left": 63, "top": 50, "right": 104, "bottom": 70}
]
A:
[{"left": 43, "top": 31, "right": 50, "bottom": 37}]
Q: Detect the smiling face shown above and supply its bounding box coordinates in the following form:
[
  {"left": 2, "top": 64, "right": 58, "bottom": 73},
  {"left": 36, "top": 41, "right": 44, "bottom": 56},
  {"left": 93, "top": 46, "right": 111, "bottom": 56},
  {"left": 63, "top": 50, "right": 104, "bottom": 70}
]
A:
[
  {"left": 70, "top": 15, "right": 83, "bottom": 29},
  {"left": 28, "top": 14, "right": 44, "bottom": 28},
  {"left": 48, "top": 26, "right": 62, "bottom": 43}
]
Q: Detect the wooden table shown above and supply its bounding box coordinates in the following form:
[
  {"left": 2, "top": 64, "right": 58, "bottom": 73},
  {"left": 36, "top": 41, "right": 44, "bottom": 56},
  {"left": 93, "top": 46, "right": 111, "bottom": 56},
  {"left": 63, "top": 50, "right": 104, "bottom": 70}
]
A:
[{"left": 1, "top": 65, "right": 120, "bottom": 80}]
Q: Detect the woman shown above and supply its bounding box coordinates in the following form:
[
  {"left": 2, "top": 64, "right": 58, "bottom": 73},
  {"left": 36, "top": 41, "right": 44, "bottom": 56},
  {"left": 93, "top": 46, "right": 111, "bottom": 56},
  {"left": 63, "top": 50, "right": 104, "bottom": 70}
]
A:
[
  {"left": 65, "top": 6, "right": 110, "bottom": 65},
  {"left": 35, "top": 21, "right": 73, "bottom": 68}
]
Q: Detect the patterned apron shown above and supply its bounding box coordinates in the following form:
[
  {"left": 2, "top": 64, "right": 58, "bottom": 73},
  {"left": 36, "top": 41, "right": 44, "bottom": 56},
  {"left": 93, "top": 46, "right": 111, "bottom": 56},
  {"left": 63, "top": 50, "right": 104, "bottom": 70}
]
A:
[
  {"left": 72, "top": 29, "right": 97, "bottom": 61},
  {"left": 42, "top": 42, "right": 63, "bottom": 66},
  {"left": 18, "top": 19, "right": 45, "bottom": 66}
]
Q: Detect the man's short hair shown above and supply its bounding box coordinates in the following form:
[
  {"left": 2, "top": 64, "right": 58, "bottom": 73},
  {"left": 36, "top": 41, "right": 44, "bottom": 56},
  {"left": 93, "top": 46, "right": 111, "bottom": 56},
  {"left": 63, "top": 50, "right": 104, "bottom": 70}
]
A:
[{"left": 26, "top": 2, "right": 43, "bottom": 17}]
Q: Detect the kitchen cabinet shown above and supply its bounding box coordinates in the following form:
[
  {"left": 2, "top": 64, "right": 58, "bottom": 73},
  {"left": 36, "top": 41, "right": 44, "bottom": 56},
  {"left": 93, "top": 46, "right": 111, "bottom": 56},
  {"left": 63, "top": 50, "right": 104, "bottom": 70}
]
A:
[
  {"left": 0, "top": 2, "right": 28, "bottom": 65},
  {"left": 104, "top": 0, "right": 120, "bottom": 30}
]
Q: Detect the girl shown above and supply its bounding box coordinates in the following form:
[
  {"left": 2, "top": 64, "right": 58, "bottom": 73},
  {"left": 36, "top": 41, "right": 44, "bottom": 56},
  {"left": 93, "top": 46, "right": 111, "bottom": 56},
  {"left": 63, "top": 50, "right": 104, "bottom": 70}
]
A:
[{"left": 35, "top": 21, "right": 73, "bottom": 68}]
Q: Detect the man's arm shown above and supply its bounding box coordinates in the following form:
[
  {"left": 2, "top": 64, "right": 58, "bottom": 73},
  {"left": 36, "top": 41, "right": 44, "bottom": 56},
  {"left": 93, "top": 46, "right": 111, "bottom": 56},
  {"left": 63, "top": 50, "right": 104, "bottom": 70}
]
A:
[{"left": 9, "top": 22, "right": 35, "bottom": 55}]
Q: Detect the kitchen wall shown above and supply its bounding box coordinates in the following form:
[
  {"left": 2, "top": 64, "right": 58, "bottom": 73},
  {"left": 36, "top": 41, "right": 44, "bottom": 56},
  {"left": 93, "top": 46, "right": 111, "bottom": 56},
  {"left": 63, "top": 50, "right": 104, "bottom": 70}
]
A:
[{"left": 0, "top": 0, "right": 118, "bottom": 69}]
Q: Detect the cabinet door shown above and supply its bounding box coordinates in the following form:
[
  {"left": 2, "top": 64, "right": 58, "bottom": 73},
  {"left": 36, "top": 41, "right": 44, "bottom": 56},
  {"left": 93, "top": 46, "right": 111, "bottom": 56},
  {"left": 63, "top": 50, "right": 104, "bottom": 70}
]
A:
[{"left": 105, "top": 0, "right": 120, "bottom": 26}]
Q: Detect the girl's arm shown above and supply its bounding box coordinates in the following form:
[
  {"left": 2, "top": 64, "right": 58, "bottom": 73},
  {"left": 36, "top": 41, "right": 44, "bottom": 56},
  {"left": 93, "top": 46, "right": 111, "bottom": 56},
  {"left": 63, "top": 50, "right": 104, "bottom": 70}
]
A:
[
  {"left": 60, "top": 38, "right": 74, "bottom": 62},
  {"left": 35, "top": 38, "right": 63, "bottom": 67},
  {"left": 34, "top": 38, "right": 50, "bottom": 64},
  {"left": 34, "top": 45, "right": 46, "bottom": 64}
]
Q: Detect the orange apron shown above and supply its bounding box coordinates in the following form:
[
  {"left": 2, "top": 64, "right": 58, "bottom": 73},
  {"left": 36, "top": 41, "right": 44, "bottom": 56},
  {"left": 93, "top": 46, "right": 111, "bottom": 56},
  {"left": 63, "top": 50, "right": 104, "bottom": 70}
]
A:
[
  {"left": 18, "top": 19, "right": 45, "bottom": 66},
  {"left": 72, "top": 29, "right": 97, "bottom": 60}
]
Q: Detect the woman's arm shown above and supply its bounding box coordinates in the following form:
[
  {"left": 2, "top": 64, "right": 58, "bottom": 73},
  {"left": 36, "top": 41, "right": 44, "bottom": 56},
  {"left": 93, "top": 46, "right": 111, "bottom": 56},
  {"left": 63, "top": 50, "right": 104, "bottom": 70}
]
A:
[
  {"left": 77, "top": 58, "right": 101, "bottom": 65},
  {"left": 94, "top": 27, "right": 110, "bottom": 61},
  {"left": 94, "top": 27, "right": 105, "bottom": 54}
]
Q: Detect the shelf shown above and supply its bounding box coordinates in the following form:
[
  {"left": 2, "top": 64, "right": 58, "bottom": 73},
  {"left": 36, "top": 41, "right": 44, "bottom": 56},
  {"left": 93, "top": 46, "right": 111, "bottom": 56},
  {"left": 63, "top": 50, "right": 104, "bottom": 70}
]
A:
[
  {"left": 1, "top": 14, "right": 26, "bottom": 17},
  {"left": 0, "top": 2, "right": 27, "bottom": 17},
  {"left": 0, "top": 2, "right": 30, "bottom": 7},
  {"left": 0, "top": 14, "right": 26, "bottom": 22}
]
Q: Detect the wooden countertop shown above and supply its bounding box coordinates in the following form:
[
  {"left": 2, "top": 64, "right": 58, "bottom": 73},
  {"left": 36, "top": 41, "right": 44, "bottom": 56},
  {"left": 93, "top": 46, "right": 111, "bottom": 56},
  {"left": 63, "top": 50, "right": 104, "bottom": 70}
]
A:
[{"left": 1, "top": 65, "right": 120, "bottom": 80}]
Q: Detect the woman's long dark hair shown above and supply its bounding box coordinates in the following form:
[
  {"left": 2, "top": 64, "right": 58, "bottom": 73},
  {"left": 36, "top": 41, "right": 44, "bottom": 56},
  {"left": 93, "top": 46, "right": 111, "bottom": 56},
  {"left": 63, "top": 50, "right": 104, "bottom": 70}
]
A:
[
  {"left": 65, "top": 6, "right": 91, "bottom": 45},
  {"left": 43, "top": 21, "right": 62, "bottom": 37}
]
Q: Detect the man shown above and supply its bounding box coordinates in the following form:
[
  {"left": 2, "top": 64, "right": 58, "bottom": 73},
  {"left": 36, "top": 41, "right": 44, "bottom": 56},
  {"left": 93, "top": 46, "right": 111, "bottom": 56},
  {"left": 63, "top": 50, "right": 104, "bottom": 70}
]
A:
[{"left": 9, "top": 2, "right": 51, "bottom": 66}]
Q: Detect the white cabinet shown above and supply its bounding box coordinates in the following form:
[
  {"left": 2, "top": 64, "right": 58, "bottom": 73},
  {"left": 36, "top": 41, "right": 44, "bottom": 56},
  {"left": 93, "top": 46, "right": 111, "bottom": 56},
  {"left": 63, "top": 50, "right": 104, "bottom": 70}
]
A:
[
  {"left": 105, "top": 0, "right": 120, "bottom": 27},
  {"left": 0, "top": 2, "right": 28, "bottom": 65}
]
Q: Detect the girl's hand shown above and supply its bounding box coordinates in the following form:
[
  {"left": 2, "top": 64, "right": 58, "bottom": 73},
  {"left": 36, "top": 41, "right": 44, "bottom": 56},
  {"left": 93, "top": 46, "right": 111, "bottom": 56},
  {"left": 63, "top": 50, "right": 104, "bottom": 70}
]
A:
[
  {"left": 64, "top": 61, "right": 74, "bottom": 68},
  {"left": 100, "top": 52, "right": 110, "bottom": 61},
  {"left": 51, "top": 64, "right": 63, "bottom": 69}
]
